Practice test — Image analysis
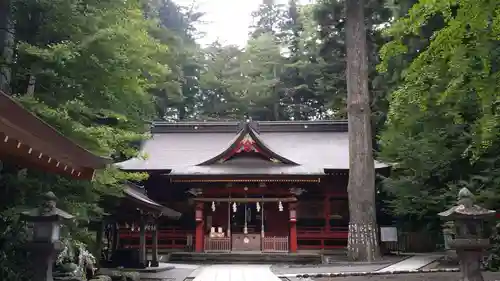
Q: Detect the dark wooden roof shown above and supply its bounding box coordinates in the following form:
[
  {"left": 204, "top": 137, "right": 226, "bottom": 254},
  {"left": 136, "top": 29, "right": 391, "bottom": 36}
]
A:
[
  {"left": 124, "top": 183, "right": 181, "bottom": 219},
  {"left": 0, "top": 91, "right": 111, "bottom": 180},
  {"left": 116, "top": 120, "right": 388, "bottom": 175}
]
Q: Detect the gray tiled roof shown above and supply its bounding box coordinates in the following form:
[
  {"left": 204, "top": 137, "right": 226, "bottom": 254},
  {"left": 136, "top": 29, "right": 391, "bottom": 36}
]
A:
[
  {"left": 117, "top": 132, "right": 237, "bottom": 170},
  {"left": 115, "top": 120, "right": 388, "bottom": 175},
  {"left": 259, "top": 131, "right": 388, "bottom": 169},
  {"left": 124, "top": 184, "right": 181, "bottom": 218},
  {"left": 170, "top": 157, "right": 325, "bottom": 176}
]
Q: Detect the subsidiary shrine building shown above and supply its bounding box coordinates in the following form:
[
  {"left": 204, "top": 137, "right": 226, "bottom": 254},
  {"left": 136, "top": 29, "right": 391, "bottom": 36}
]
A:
[{"left": 116, "top": 120, "right": 388, "bottom": 253}]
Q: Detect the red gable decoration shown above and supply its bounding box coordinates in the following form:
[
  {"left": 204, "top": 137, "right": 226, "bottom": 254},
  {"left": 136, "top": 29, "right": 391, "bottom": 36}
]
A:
[
  {"left": 198, "top": 121, "right": 298, "bottom": 166},
  {"left": 235, "top": 134, "right": 259, "bottom": 153},
  {"left": 222, "top": 134, "right": 266, "bottom": 162}
]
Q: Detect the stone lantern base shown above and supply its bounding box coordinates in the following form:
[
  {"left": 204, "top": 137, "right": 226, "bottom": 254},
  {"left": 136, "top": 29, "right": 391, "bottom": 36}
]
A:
[
  {"left": 456, "top": 249, "right": 485, "bottom": 281},
  {"left": 27, "top": 241, "right": 64, "bottom": 281}
]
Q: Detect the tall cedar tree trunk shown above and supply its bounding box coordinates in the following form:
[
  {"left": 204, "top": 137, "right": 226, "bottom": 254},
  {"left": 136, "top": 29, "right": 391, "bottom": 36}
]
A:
[
  {"left": 0, "top": 0, "right": 13, "bottom": 94},
  {"left": 345, "top": 0, "right": 380, "bottom": 261}
]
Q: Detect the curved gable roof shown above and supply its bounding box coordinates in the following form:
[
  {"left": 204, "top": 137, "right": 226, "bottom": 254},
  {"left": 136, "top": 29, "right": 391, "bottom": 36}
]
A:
[{"left": 197, "top": 122, "right": 298, "bottom": 165}]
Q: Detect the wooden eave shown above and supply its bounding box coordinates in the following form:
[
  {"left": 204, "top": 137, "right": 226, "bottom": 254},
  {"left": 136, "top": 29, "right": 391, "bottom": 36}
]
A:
[
  {"left": 122, "top": 183, "right": 181, "bottom": 219},
  {"left": 0, "top": 91, "right": 111, "bottom": 180},
  {"left": 193, "top": 197, "right": 297, "bottom": 203},
  {"left": 168, "top": 174, "right": 322, "bottom": 183}
]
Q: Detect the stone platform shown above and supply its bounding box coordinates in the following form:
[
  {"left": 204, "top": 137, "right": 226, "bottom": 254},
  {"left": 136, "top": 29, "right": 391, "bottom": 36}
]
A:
[
  {"left": 168, "top": 251, "right": 322, "bottom": 264},
  {"left": 100, "top": 262, "right": 174, "bottom": 274}
]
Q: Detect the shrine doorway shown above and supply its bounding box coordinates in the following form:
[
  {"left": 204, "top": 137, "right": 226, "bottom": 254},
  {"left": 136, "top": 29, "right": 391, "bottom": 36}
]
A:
[{"left": 230, "top": 200, "right": 263, "bottom": 251}]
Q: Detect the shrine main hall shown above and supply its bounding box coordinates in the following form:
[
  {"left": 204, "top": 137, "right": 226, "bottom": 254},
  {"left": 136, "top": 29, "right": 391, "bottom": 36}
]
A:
[{"left": 116, "top": 120, "right": 388, "bottom": 253}]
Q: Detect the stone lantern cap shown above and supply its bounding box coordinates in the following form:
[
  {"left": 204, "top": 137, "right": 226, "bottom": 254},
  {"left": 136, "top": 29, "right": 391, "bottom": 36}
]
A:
[
  {"left": 21, "top": 192, "right": 74, "bottom": 222},
  {"left": 438, "top": 188, "right": 496, "bottom": 220}
]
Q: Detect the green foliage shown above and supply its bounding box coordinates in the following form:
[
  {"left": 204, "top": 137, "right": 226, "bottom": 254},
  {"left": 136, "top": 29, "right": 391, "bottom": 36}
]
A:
[
  {"left": 145, "top": 0, "right": 204, "bottom": 120},
  {"left": 380, "top": 0, "right": 500, "bottom": 155},
  {"left": 378, "top": 0, "right": 500, "bottom": 230},
  {"left": 486, "top": 222, "right": 500, "bottom": 271},
  {"left": 9, "top": 0, "right": 500, "bottom": 270},
  {"left": 0, "top": 0, "right": 181, "bottom": 279},
  {"left": 314, "top": 0, "right": 392, "bottom": 121}
]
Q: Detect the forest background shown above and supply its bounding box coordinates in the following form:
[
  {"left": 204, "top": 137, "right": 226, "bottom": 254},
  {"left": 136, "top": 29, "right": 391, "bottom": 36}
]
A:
[{"left": 2, "top": 0, "right": 500, "bottom": 279}]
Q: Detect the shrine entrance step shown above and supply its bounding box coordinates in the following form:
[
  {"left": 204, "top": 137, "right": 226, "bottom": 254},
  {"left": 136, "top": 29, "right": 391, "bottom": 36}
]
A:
[{"left": 168, "top": 251, "right": 322, "bottom": 264}]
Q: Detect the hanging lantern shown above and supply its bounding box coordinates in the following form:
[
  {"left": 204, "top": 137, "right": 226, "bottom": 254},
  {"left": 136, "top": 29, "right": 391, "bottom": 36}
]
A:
[
  {"left": 131, "top": 223, "right": 136, "bottom": 231},
  {"left": 211, "top": 201, "right": 216, "bottom": 212},
  {"left": 256, "top": 202, "right": 261, "bottom": 212},
  {"left": 278, "top": 201, "right": 283, "bottom": 212},
  {"left": 232, "top": 202, "right": 237, "bottom": 213}
]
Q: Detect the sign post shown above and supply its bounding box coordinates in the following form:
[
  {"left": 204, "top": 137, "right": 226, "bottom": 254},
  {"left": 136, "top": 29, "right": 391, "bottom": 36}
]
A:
[{"left": 380, "top": 226, "right": 398, "bottom": 255}]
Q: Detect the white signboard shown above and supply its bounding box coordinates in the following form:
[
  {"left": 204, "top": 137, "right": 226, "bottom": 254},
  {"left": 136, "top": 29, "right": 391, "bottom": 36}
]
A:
[{"left": 380, "top": 226, "right": 398, "bottom": 242}]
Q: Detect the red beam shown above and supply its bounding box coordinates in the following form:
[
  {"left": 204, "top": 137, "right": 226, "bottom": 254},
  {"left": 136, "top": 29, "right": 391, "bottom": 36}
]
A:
[
  {"left": 126, "top": 244, "right": 188, "bottom": 249},
  {"left": 203, "top": 187, "right": 292, "bottom": 196}
]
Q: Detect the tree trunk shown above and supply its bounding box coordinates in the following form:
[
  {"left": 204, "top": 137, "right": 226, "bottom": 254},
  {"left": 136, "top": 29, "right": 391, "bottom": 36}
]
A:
[
  {"left": 272, "top": 64, "right": 280, "bottom": 121},
  {"left": 345, "top": 0, "right": 380, "bottom": 262},
  {"left": 26, "top": 74, "right": 36, "bottom": 96},
  {"left": 0, "top": 0, "right": 14, "bottom": 94}
]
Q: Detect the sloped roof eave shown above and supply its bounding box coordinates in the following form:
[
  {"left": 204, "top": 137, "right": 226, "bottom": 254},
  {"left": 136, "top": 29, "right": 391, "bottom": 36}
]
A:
[
  {"left": 0, "top": 91, "right": 110, "bottom": 180},
  {"left": 124, "top": 183, "right": 181, "bottom": 219},
  {"left": 169, "top": 164, "right": 326, "bottom": 176}
]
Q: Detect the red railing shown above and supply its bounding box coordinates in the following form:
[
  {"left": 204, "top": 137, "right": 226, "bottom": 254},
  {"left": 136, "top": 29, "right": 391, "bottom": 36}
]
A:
[
  {"left": 119, "top": 227, "right": 195, "bottom": 250},
  {"left": 297, "top": 226, "right": 348, "bottom": 249},
  {"left": 204, "top": 237, "right": 231, "bottom": 252},
  {"left": 262, "top": 236, "right": 289, "bottom": 253},
  {"left": 297, "top": 226, "right": 348, "bottom": 234}
]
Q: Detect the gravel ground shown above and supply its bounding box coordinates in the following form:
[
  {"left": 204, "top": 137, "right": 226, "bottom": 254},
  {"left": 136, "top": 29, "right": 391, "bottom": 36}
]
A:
[{"left": 310, "top": 272, "right": 500, "bottom": 281}]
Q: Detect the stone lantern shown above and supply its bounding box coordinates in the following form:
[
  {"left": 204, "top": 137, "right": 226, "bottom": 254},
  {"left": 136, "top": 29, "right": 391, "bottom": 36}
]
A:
[
  {"left": 438, "top": 188, "right": 495, "bottom": 281},
  {"left": 20, "top": 192, "right": 74, "bottom": 281}
]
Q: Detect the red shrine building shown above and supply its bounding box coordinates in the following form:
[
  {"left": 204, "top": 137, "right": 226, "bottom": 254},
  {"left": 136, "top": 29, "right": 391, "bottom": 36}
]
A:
[{"left": 116, "top": 120, "right": 388, "bottom": 253}]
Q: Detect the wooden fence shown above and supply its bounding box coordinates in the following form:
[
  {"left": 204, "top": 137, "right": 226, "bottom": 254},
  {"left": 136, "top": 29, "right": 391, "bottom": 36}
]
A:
[
  {"left": 383, "top": 231, "right": 439, "bottom": 253},
  {"left": 204, "top": 237, "right": 231, "bottom": 252},
  {"left": 262, "top": 236, "right": 289, "bottom": 253}
]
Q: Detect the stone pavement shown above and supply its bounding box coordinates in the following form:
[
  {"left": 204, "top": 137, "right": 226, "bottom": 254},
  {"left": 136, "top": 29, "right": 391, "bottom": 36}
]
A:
[
  {"left": 376, "top": 254, "right": 443, "bottom": 273},
  {"left": 140, "top": 264, "right": 200, "bottom": 281},
  {"left": 137, "top": 254, "right": 446, "bottom": 281},
  {"left": 272, "top": 254, "right": 445, "bottom": 278},
  {"left": 192, "top": 265, "right": 281, "bottom": 281},
  {"left": 311, "top": 271, "right": 500, "bottom": 281},
  {"left": 272, "top": 264, "right": 387, "bottom": 276}
]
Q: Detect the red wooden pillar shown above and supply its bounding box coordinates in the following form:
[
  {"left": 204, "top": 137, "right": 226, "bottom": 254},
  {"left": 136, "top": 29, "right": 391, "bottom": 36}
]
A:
[
  {"left": 289, "top": 203, "right": 298, "bottom": 253},
  {"left": 323, "top": 196, "right": 330, "bottom": 250},
  {"left": 195, "top": 202, "right": 204, "bottom": 252},
  {"left": 324, "top": 196, "right": 331, "bottom": 232}
]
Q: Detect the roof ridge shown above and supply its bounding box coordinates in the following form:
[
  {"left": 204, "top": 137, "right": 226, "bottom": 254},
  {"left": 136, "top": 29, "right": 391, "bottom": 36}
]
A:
[
  {"left": 152, "top": 120, "right": 347, "bottom": 125},
  {"left": 151, "top": 120, "right": 348, "bottom": 133}
]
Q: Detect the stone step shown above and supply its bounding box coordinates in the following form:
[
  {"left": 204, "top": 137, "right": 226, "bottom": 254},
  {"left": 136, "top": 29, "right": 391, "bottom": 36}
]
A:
[{"left": 168, "top": 252, "right": 322, "bottom": 264}]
